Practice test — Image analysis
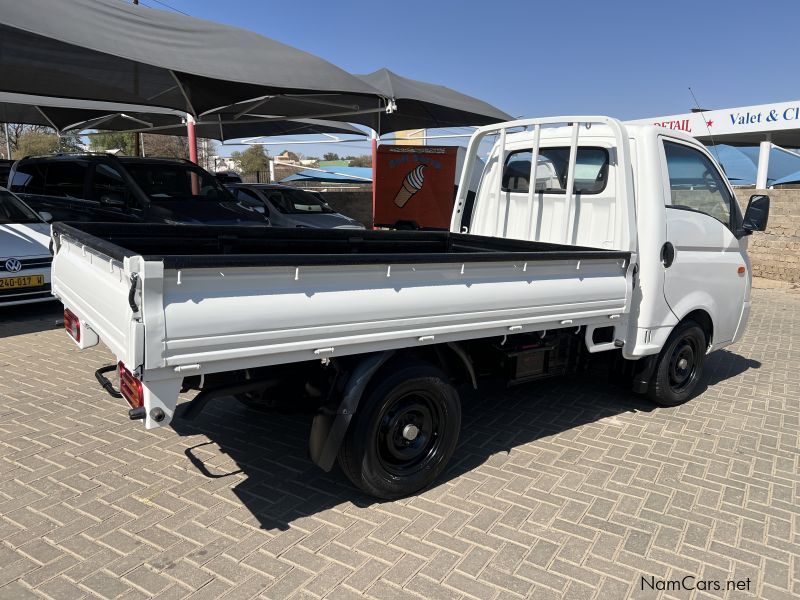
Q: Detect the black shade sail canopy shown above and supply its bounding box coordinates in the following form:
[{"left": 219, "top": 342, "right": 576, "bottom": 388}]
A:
[
  {"left": 192, "top": 69, "right": 511, "bottom": 136},
  {"left": 0, "top": 0, "right": 384, "bottom": 117},
  {"left": 0, "top": 93, "right": 366, "bottom": 141},
  {"left": 131, "top": 118, "right": 367, "bottom": 141},
  {"left": 348, "top": 68, "right": 513, "bottom": 134},
  {"left": 0, "top": 92, "right": 185, "bottom": 133}
]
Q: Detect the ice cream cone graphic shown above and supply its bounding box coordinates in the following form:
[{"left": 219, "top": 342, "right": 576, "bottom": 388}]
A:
[{"left": 394, "top": 164, "right": 426, "bottom": 207}]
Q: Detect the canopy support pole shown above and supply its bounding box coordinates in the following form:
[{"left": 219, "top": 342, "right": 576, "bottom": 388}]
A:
[
  {"left": 169, "top": 71, "right": 197, "bottom": 117},
  {"left": 186, "top": 114, "right": 198, "bottom": 164},
  {"left": 756, "top": 136, "right": 771, "bottom": 189},
  {"left": 3, "top": 123, "right": 10, "bottom": 159},
  {"left": 34, "top": 106, "right": 60, "bottom": 134},
  {"left": 371, "top": 129, "right": 378, "bottom": 230}
]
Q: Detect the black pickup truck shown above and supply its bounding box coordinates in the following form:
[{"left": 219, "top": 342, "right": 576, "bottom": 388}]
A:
[{"left": 8, "top": 154, "right": 270, "bottom": 226}]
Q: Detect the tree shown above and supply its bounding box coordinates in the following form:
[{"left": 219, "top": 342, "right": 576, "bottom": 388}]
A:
[
  {"left": 1, "top": 124, "right": 82, "bottom": 158},
  {"left": 230, "top": 145, "right": 269, "bottom": 176},
  {"left": 142, "top": 134, "right": 189, "bottom": 159},
  {"left": 348, "top": 155, "right": 373, "bottom": 167},
  {"left": 89, "top": 131, "right": 136, "bottom": 155},
  {"left": 323, "top": 152, "right": 340, "bottom": 161},
  {"left": 15, "top": 130, "right": 82, "bottom": 158}
]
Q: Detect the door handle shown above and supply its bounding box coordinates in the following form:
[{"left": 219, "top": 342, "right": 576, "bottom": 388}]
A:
[{"left": 661, "top": 242, "right": 675, "bottom": 268}]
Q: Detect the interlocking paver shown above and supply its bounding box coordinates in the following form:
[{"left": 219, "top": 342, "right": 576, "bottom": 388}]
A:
[{"left": 0, "top": 287, "right": 798, "bottom": 599}]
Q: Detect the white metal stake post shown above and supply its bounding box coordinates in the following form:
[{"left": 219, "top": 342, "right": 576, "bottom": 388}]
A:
[
  {"left": 525, "top": 124, "right": 541, "bottom": 240},
  {"left": 495, "top": 128, "right": 507, "bottom": 237},
  {"left": 3, "top": 123, "right": 10, "bottom": 159},
  {"left": 563, "top": 123, "right": 580, "bottom": 244}
]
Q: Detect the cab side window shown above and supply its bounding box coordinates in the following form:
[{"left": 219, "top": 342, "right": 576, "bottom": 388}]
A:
[
  {"left": 663, "top": 141, "right": 732, "bottom": 226},
  {"left": 92, "top": 164, "right": 129, "bottom": 204},
  {"left": 10, "top": 163, "right": 47, "bottom": 194},
  {"left": 43, "top": 162, "right": 89, "bottom": 198},
  {"left": 235, "top": 188, "right": 268, "bottom": 215}
]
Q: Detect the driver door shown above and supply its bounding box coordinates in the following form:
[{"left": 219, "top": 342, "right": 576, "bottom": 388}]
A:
[{"left": 659, "top": 139, "right": 748, "bottom": 347}]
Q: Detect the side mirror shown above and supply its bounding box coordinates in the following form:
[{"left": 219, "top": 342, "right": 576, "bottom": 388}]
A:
[
  {"left": 742, "top": 194, "right": 770, "bottom": 234},
  {"left": 38, "top": 211, "right": 53, "bottom": 223},
  {"left": 100, "top": 193, "right": 126, "bottom": 208}
]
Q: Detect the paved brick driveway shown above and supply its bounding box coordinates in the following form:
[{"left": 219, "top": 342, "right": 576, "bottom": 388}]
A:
[{"left": 0, "top": 287, "right": 797, "bottom": 600}]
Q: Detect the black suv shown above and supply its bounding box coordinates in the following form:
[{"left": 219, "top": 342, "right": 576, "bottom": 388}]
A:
[{"left": 8, "top": 154, "right": 270, "bottom": 226}]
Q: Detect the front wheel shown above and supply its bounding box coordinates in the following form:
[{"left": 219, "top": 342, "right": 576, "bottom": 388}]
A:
[
  {"left": 648, "top": 320, "right": 707, "bottom": 407},
  {"left": 338, "top": 362, "right": 461, "bottom": 499}
]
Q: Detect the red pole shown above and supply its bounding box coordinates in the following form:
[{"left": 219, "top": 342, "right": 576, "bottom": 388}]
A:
[
  {"left": 371, "top": 133, "right": 378, "bottom": 230},
  {"left": 187, "top": 116, "right": 198, "bottom": 164}
]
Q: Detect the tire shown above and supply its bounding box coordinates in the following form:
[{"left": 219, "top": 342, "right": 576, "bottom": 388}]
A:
[
  {"left": 338, "top": 362, "right": 461, "bottom": 499},
  {"left": 647, "top": 320, "right": 707, "bottom": 407}
]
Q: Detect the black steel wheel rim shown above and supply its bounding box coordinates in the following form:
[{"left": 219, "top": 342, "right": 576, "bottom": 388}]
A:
[
  {"left": 668, "top": 337, "right": 698, "bottom": 393},
  {"left": 375, "top": 390, "right": 444, "bottom": 477}
]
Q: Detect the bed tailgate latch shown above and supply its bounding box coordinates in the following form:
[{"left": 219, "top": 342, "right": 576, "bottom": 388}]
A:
[{"left": 128, "top": 273, "right": 140, "bottom": 314}]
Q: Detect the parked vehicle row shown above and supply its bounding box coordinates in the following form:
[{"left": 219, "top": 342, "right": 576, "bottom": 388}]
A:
[
  {"left": 9, "top": 154, "right": 270, "bottom": 226},
  {"left": 0, "top": 156, "right": 366, "bottom": 307},
  {"left": 50, "top": 116, "right": 770, "bottom": 498}
]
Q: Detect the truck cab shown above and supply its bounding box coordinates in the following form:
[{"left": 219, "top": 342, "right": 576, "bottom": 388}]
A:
[{"left": 454, "top": 118, "right": 767, "bottom": 368}]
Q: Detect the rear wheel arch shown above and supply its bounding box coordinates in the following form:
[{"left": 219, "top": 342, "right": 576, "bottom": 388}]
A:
[
  {"left": 377, "top": 344, "right": 476, "bottom": 390},
  {"left": 680, "top": 309, "right": 713, "bottom": 348}
]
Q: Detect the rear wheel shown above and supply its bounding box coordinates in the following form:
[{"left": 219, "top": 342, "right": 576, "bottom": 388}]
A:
[
  {"left": 648, "top": 320, "right": 707, "bottom": 407},
  {"left": 338, "top": 362, "right": 461, "bottom": 499}
]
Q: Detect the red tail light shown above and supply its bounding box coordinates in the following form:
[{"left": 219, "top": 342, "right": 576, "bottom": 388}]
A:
[
  {"left": 118, "top": 361, "right": 144, "bottom": 409},
  {"left": 64, "top": 309, "right": 81, "bottom": 342}
]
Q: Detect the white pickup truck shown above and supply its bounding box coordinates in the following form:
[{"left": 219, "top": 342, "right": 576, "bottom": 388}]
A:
[{"left": 51, "top": 116, "right": 769, "bottom": 498}]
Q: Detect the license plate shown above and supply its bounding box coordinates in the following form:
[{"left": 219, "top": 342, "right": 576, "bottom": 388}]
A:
[{"left": 0, "top": 274, "right": 45, "bottom": 289}]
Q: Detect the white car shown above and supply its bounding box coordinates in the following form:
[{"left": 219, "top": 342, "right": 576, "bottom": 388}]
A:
[{"left": 0, "top": 188, "right": 53, "bottom": 306}]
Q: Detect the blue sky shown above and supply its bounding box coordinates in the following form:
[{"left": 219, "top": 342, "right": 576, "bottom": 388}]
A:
[{"left": 139, "top": 0, "right": 800, "bottom": 158}]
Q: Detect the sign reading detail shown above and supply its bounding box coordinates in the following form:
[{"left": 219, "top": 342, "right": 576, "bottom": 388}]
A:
[{"left": 628, "top": 100, "right": 800, "bottom": 138}]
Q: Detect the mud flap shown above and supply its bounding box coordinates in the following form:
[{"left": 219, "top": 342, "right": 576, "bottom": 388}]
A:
[{"left": 309, "top": 351, "right": 394, "bottom": 471}]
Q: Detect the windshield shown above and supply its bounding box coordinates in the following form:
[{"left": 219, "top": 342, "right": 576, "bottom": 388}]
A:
[
  {"left": 0, "top": 190, "right": 42, "bottom": 224},
  {"left": 125, "top": 163, "right": 237, "bottom": 203},
  {"left": 262, "top": 188, "right": 334, "bottom": 214}
]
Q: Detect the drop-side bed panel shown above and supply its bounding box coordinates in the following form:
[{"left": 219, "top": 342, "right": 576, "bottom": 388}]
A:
[
  {"left": 51, "top": 222, "right": 632, "bottom": 380},
  {"left": 158, "top": 258, "right": 629, "bottom": 371}
]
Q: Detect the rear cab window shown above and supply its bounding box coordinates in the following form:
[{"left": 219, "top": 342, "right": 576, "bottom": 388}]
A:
[{"left": 502, "top": 147, "right": 609, "bottom": 194}]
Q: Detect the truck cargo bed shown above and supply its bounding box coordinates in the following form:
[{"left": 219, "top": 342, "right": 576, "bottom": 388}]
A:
[
  {"left": 52, "top": 221, "right": 632, "bottom": 425},
  {"left": 53, "top": 222, "right": 630, "bottom": 267}
]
